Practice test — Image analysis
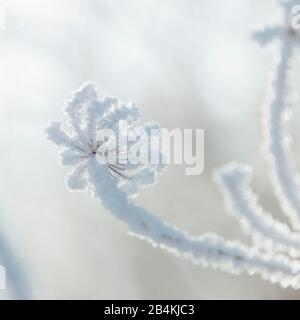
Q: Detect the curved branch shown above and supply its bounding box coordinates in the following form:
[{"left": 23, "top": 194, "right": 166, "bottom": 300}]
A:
[
  {"left": 216, "top": 163, "right": 300, "bottom": 256},
  {"left": 87, "top": 159, "right": 300, "bottom": 289},
  {"left": 263, "top": 38, "right": 300, "bottom": 230}
]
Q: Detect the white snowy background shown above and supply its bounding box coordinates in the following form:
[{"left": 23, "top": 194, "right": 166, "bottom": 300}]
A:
[{"left": 1, "top": 0, "right": 300, "bottom": 299}]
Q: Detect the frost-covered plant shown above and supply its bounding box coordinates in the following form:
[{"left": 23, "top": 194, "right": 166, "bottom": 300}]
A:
[
  {"left": 46, "top": 84, "right": 164, "bottom": 197},
  {"left": 46, "top": 0, "right": 300, "bottom": 289}
]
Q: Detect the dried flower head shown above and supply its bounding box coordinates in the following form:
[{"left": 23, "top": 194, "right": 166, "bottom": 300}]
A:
[{"left": 45, "top": 83, "right": 166, "bottom": 197}]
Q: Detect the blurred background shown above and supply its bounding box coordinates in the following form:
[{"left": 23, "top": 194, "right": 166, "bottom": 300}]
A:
[{"left": 1, "top": 0, "right": 300, "bottom": 299}]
